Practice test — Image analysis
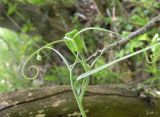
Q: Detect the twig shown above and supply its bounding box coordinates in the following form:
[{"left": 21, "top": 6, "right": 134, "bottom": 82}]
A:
[
  {"left": 87, "top": 14, "right": 160, "bottom": 62},
  {"left": 1, "top": 6, "right": 21, "bottom": 31}
]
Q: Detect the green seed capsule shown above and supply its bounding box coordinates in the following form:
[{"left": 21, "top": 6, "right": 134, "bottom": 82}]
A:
[{"left": 64, "top": 29, "right": 85, "bottom": 52}]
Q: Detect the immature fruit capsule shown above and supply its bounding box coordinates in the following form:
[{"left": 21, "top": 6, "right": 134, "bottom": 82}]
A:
[{"left": 64, "top": 29, "right": 85, "bottom": 53}]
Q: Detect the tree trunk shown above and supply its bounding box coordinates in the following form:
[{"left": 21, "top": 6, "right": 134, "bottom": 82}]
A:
[{"left": 0, "top": 85, "right": 160, "bottom": 117}]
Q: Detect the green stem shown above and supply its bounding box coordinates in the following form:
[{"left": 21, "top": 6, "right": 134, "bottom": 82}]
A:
[
  {"left": 69, "top": 70, "right": 87, "bottom": 117},
  {"left": 79, "top": 54, "right": 90, "bottom": 101}
]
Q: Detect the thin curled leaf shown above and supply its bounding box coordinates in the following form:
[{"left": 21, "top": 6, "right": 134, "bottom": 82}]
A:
[
  {"left": 22, "top": 40, "right": 64, "bottom": 80},
  {"left": 73, "top": 27, "right": 121, "bottom": 39}
]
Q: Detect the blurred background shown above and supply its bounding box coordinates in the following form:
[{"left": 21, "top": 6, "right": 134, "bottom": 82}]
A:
[{"left": 0, "top": 0, "right": 160, "bottom": 92}]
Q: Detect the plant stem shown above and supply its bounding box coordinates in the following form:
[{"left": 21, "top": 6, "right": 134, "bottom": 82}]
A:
[
  {"left": 77, "top": 99, "right": 86, "bottom": 117},
  {"left": 79, "top": 54, "right": 90, "bottom": 100},
  {"left": 69, "top": 70, "right": 87, "bottom": 117}
]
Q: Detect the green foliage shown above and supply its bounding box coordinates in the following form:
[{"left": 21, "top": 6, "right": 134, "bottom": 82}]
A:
[
  {"left": 150, "top": 34, "right": 160, "bottom": 62},
  {"left": 44, "top": 66, "right": 70, "bottom": 84},
  {"left": 7, "top": 3, "right": 17, "bottom": 15},
  {"left": 116, "top": 32, "right": 148, "bottom": 58},
  {"left": 143, "top": 34, "right": 160, "bottom": 87},
  {"left": 22, "top": 20, "right": 35, "bottom": 32},
  {"left": 116, "top": 32, "right": 160, "bottom": 86},
  {"left": 18, "top": 0, "right": 47, "bottom": 6},
  {"left": 16, "top": 0, "right": 75, "bottom": 6},
  {"left": 92, "top": 57, "right": 121, "bottom": 84},
  {"left": 26, "top": 0, "right": 44, "bottom": 5},
  {"left": 77, "top": 42, "right": 160, "bottom": 81},
  {"left": 0, "top": 27, "right": 40, "bottom": 92},
  {"left": 131, "top": 14, "right": 148, "bottom": 27}
]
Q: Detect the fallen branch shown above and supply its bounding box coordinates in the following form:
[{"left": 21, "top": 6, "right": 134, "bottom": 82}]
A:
[{"left": 1, "top": 85, "right": 160, "bottom": 117}]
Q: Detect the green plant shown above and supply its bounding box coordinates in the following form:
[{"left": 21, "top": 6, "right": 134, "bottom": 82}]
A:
[
  {"left": 116, "top": 32, "right": 160, "bottom": 86},
  {"left": 22, "top": 27, "right": 160, "bottom": 117}
]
